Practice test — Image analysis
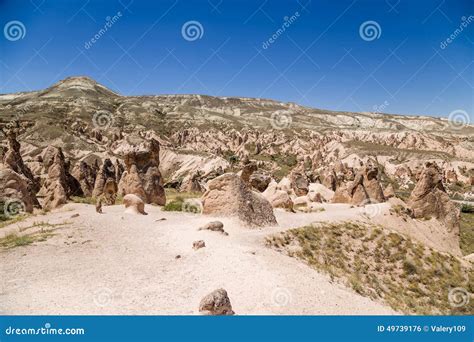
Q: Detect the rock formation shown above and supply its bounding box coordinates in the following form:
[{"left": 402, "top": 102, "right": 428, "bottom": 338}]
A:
[
  {"left": 72, "top": 161, "right": 97, "bottom": 197},
  {"left": 408, "top": 162, "right": 460, "bottom": 233},
  {"left": 115, "top": 136, "right": 166, "bottom": 205},
  {"left": 92, "top": 158, "right": 116, "bottom": 199},
  {"left": 199, "top": 221, "right": 227, "bottom": 235},
  {"left": 40, "top": 147, "right": 72, "bottom": 210},
  {"left": 199, "top": 289, "right": 234, "bottom": 315},
  {"left": 0, "top": 165, "right": 36, "bottom": 214},
  {"left": 262, "top": 180, "right": 294, "bottom": 211},
  {"left": 332, "top": 164, "right": 385, "bottom": 205},
  {"left": 123, "top": 193, "right": 147, "bottom": 215},
  {"left": 202, "top": 173, "right": 277, "bottom": 227},
  {"left": 2, "top": 128, "right": 39, "bottom": 194}
]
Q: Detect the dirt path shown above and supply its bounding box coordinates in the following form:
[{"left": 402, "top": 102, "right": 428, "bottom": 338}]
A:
[{"left": 0, "top": 203, "right": 395, "bottom": 315}]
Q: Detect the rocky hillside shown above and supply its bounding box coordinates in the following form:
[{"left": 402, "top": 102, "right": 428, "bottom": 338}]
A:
[{"left": 0, "top": 76, "right": 472, "bottom": 198}]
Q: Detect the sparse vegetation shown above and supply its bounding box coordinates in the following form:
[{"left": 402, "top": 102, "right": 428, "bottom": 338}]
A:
[
  {"left": 163, "top": 190, "right": 202, "bottom": 212},
  {"left": 460, "top": 210, "right": 474, "bottom": 255},
  {"left": 266, "top": 222, "right": 473, "bottom": 314}
]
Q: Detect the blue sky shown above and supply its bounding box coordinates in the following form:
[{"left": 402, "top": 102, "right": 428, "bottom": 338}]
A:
[{"left": 0, "top": 0, "right": 472, "bottom": 118}]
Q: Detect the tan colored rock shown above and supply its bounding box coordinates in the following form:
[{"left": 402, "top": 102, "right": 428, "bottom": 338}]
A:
[
  {"left": 384, "top": 184, "right": 395, "bottom": 198},
  {"left": 103, "top": 178, "right": 118, "bottom": 205},
  {"left": 123, "top": 193, "right": 147, "bottom": 215},
  {"left": 363, "top": 165, "right": 385, "bottom": 203},
  {"left": 92, "top": 158, "right": 116, "bottom": 199},
  {"left": 408, "top": 162, "right": 460, "bottom": 234},
  {"left": 202, "top": 173, "right": 277, "bottom": 227},
  {"left": 71, "top": 161, "right": 96, "bottom": 197},
  {"left": 240, "top": 161, "right": 257, "bottom": 184},
  {"left": 40, "top": 147, "right": 79, "bottom": 210},
  {"left": 199, "top": 289, "right": 234, "bottom": 315},
  {"left": 2, "top": 129, "right": 39, "bottom": 194},
  {"left": 249, "top": 172, "right": 271, "bottom": 192},
  {"left": 114, "top": 137, "right": 165, "bottom": 205},
  {"left": 193, "top": 240, "right": 206, "bottom": 250},
  {"left": 199, "top": 221, "right": 227, "bottom": 235},
  {"left": 0, "top": 165, "right": 36, "bottom": 214},
  {"left": 262, "top": 180, "right": 294, "bottom": 211}
]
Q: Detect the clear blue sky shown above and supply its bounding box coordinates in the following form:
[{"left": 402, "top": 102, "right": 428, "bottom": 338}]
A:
[{"left": 0, "top": 0, "right": 473, "bottom": 118}]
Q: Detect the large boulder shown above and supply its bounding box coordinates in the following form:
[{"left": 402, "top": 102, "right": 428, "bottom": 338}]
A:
[
  {"left": 199, "top": 289, "right": 234, "bottom": 315},
  {"left": 123, "top": 193, "right": 147, "bottom": 215},
  {"left": 408, "top": 162, "right": 460, "bottom": 233},
  {"left": 202, "top": 173, "right": 277, "bottom": 227},
  {"left": 115, "top": 137, "right": 166, "bottom": 205}
]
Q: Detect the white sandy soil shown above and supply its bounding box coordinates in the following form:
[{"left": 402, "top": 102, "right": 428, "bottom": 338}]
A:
[{"left": 0, "top": 203, "right": 396, "bottom": 315}]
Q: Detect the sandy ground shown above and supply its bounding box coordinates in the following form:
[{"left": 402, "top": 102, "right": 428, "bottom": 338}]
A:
[{"left": 0, "top": 203, "right": 396, "bottom": 315}]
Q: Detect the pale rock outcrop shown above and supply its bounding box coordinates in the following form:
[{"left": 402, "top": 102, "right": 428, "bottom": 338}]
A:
[
  {"left": 202, "top": 173, "right": 277, "bottom": 227},
  {"left": 262, "top": 180, "right": 294, "bottom": 211},
  {"left": 123, "top": 193, "right": 147, "bottom": 215},
  {"left": 115, "top": 136, "right": 165, "bottom": 205},
  {"left": 408, "top": 162, "right": 460, "bottom": 234},
  {"left": 308, "top": 183, "right": 334, "bottom": 202},
  {"left": 199, "top": 289, "right": 234, "bottom": 315}
]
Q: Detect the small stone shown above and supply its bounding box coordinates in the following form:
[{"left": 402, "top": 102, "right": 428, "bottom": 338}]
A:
[
  {"left": 193, "top": 240, "right": 206, "bottom": 250},
  {"left": 70, "top": 213, "right": 80, "bottom": 218},
  {"left": 175, "top": 255, "right": 181, "bottom": 259},
  {"left": 198, "top": 221, "right": 227, "bottom": 235}
]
